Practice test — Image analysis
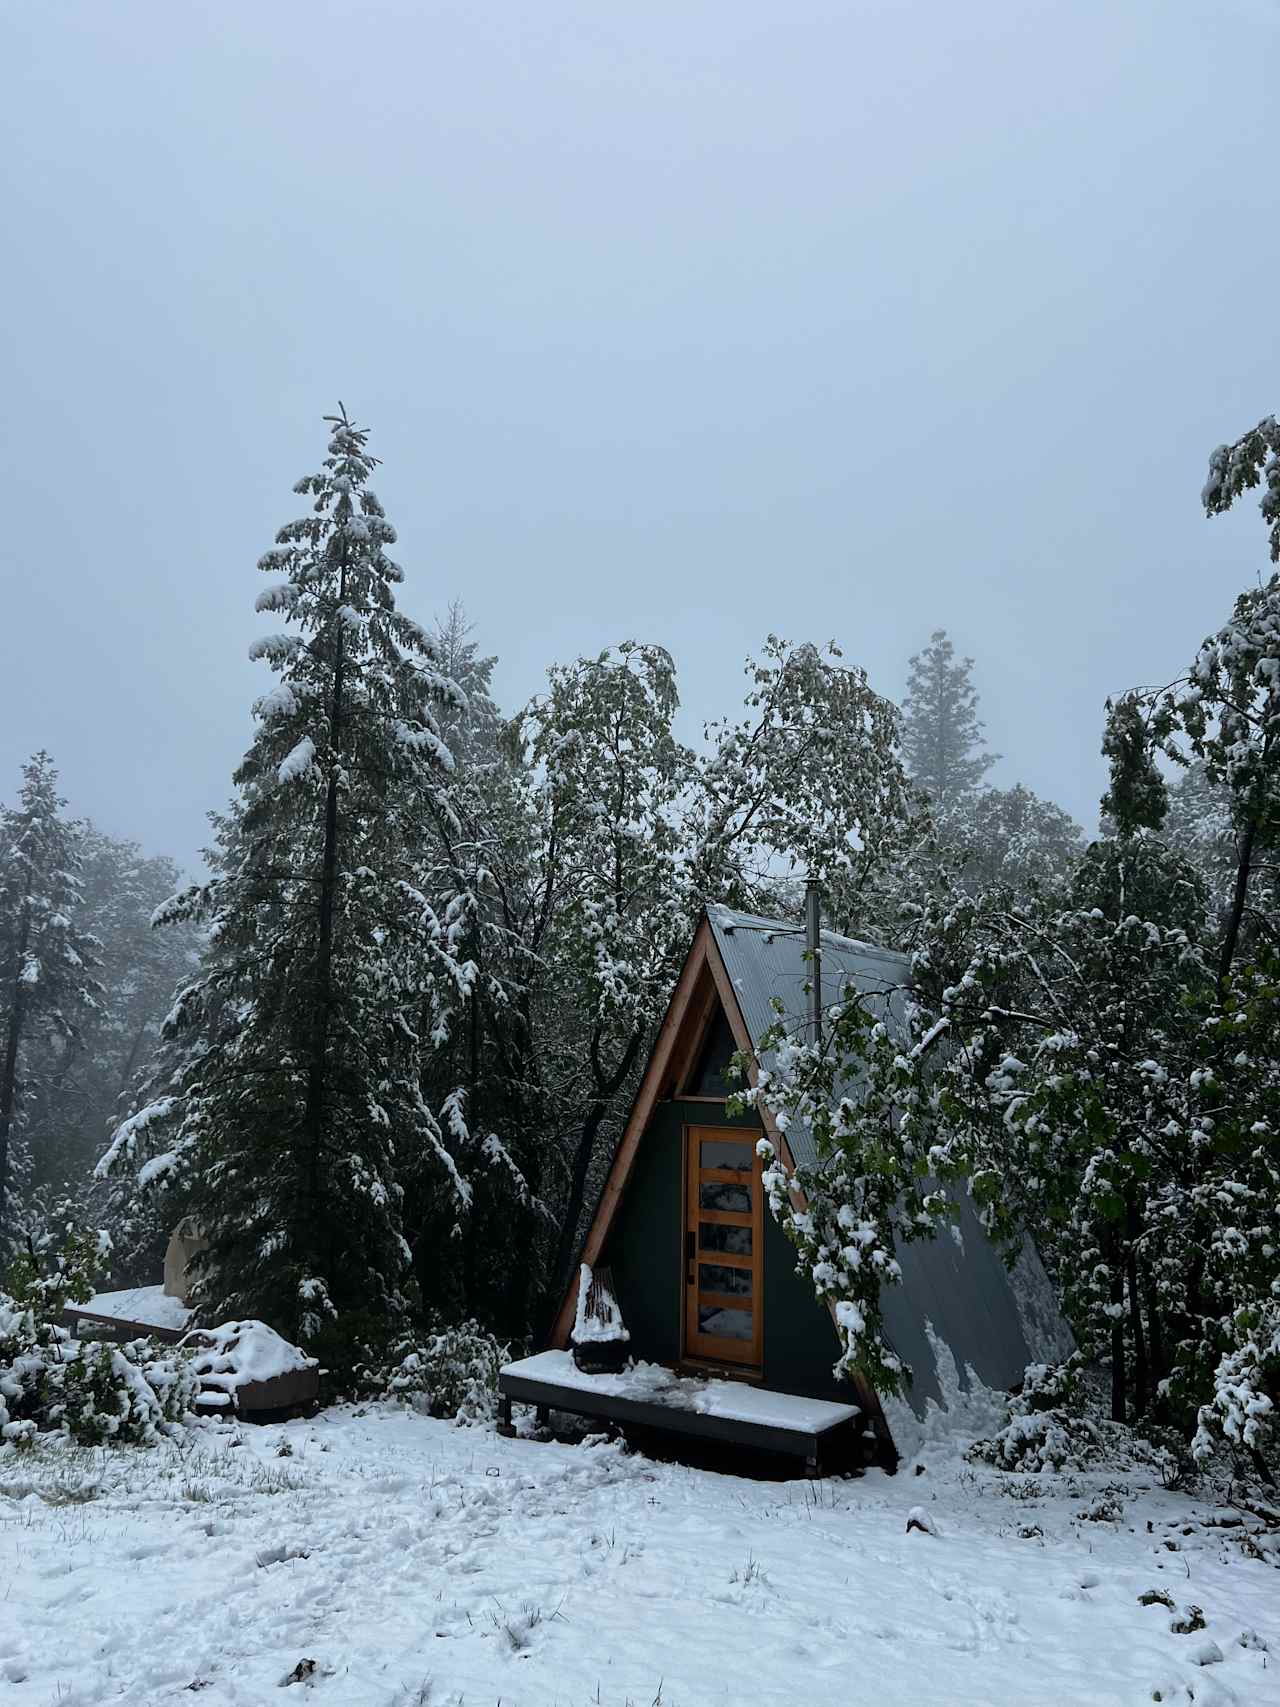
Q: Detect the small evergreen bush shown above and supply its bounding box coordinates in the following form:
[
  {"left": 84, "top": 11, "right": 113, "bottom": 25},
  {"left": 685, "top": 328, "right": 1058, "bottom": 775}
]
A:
[
  {"left": 968, "top": 1407, "right": 1109, "bottom": 1473},
  {"left": 0, "top": 1221, "right": 195, "bottom": 1449},
  {"left": 968, "top": 1357, "right": 1108, "bottom": 1472},
  {"left": 356, "top": 1319, "right": 509, "bottom": 1424}
]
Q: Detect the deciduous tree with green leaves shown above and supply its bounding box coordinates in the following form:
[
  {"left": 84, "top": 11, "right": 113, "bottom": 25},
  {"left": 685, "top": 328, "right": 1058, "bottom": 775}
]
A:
[{"left": 747, "top": 420, "right": 1280, "bottom": 1464}]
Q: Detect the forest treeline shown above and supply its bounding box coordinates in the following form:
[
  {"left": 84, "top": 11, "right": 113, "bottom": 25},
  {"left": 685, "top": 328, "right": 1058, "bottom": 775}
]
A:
[{"left": 2, "top": 407, "right": 1276, "bottom": 1466}]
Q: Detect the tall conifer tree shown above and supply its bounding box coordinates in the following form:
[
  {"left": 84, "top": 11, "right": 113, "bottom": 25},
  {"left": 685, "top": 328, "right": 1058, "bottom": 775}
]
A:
[
  {"left": 102, "top": 410, "right": 471, "bottom": 1344},
  {"left": 0, "top": 753, "right": 100, "bottom": 1250},
  {"left": 901, "top": 629, "right": 997, "bottom": 810}
]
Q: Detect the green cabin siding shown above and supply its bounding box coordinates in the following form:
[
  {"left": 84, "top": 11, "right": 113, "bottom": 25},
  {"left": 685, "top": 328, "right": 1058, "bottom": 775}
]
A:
[
  {"left": 600, "top": 1097, "right": 852, "bottom": 1406},
  {"left": 601, "top": 1100, "right": 686, "bottom": 1365}
]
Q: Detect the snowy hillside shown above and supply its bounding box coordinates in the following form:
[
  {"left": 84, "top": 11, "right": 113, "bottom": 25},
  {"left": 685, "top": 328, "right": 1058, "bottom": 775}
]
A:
[{"left": 1, "top": 1404, "right": 1275, "bottom": 1706}]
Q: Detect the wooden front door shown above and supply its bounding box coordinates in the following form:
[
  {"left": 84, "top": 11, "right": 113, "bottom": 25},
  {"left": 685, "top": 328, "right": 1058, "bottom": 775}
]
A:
[{"left": 684, "top": 1127, "right": 763, "bottom": 1367}]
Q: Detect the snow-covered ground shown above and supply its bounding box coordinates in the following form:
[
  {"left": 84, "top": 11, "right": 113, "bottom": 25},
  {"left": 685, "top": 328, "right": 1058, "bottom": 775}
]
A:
[{"left": 0, "top": 1399, "right": 1276, "bottom": 1707}]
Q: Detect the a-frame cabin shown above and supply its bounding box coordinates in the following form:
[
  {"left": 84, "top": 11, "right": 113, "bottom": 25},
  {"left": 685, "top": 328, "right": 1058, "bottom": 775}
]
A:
[{"left": 499, "top": 904, "right": 1067, "bottom": 1472}]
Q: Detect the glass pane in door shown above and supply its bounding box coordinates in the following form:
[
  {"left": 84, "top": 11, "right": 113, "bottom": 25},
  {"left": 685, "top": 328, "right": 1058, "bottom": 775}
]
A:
[
  {"left": 699, "top": 1262, "right": 752, "bottom": 1297},
  {"left": 699, "top": 1138, "right": 754, "bottom": 1172},
  {"left": 699, "top": 1179, "right": 751, "bottom": 1213},
  {"left": 699, "top": 1221, "right": 752, "bottom": 1256},
  {"left": 697, "top": 1304, "right": 752, "bottom": 1340}
]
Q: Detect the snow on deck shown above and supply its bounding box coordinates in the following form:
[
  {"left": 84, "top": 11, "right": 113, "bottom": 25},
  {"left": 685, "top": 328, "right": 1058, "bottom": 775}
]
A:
[
  {"left": 502, "top": 1349, "right": 860, "bottom": 1433},
  {"left": 72, "top": 1285, "right": 192, "bottom": 1333}
]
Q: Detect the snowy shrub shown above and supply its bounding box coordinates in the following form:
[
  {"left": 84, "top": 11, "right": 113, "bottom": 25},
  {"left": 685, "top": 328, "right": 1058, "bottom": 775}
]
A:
[
  {"left": 362, "top": 1320, "right": 508, "bottom": 1424},
  {"left": 968, "top": 1408, "right": 1111, "bottom": 1474},
  {"left": 3, "top": 1207, "right": 108, "bottom": 1318},
  {"left": 969, "top": 1361, "right": 1185, "bottom": 1477},
  {"left": 1017, "top": 1358, "right": 1081, "bottom": 1413},
  {"left": 969, "top": 1356, "right": 1121, "bottom": 1472},
  {"left": 0, "top": 1295, "right": 42, "bottom": 1446},
  {"left": 0, "top": 1291, "right": 195, "bottom": 1449},
  {"left": 40, "top": 1336, "right": 196, "bottom": 1447},
  {"left": 1192, "top": 1302, "right": 1280, "bottom": 1466},
  {"left": 0, "top": 1249, "right": 195, "bottom": 1447}
]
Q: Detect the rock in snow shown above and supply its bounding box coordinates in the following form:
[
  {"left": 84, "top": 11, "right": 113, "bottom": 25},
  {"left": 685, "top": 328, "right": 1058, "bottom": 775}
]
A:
[{"left": 905, "top": 1504, "right": 940, "bottom": 1536}]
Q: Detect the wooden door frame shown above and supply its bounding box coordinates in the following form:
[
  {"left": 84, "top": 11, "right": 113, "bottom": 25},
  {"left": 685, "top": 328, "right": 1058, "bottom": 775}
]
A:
[{"left": 682, "top": 1123, "right": 764, "bottom": 1369}]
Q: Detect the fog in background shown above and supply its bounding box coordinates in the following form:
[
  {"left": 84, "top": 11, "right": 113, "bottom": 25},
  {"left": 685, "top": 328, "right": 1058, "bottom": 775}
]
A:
[{"left": 3, "top": 0, "right": 1277, "bottom": 873}]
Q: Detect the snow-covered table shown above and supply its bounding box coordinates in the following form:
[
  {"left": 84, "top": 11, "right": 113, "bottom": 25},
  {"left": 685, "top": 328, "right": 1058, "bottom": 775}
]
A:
[
  {"left": 182, "top": 1320, "right": 319, "bottom": 1418},
  {"left": 65, "top": 1285, "right": 193, "bottom": 1343},
  {"left": 499, "top": 1350, "right": 862, "bottom": 1472}
]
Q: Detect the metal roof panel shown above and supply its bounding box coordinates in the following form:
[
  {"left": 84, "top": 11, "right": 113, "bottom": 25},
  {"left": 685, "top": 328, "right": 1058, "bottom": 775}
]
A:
[{"left": 705, "top": 904, "right": 1071, "bottom": 1416}]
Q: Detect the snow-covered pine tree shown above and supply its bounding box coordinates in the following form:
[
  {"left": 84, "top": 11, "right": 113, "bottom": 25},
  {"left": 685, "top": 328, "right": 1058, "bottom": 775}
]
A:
[
  {"left": 0, "top": 753, "right": 100, "bottom": 1254},
  {"left": 20, "top": 827, "right": 200, "bottom": 1210},
  {"left": 407, "top": 605, "right": 544, "bottom": 1331},
  {"left": 901, "top": 629, "right": 998, "bottom": 812},
  {"left": 100, "top": 409, "right": 472, "bottom": 1350},
  {"left": 432, "top": 601, "right": 504, "bottom": 771},
  {"left": 945, "top": 782, "right": 1084, "bottom": 901}
]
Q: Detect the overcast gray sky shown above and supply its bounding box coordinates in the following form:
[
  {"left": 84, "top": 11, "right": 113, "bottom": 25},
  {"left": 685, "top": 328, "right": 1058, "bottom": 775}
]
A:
[{"left": 3, "top": 0, "right": 1277, "bottom": 872}]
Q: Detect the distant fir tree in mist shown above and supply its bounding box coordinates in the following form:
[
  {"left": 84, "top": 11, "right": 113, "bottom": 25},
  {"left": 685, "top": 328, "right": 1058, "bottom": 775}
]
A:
[
  {"left": 0, "top": 753, "right": 100, "bottom": 1252},
  {"left": 900, "top": 629, "right": 998, "bottom": 811},
  {"left": 16, "top": 828, "right": 202, "bottom": 1216},
  {"left": 101, "top": 409, "right": 472, "bottom": 1348},
  {"left": 432, "top": 600, "right": 504, "bottom": 769}
]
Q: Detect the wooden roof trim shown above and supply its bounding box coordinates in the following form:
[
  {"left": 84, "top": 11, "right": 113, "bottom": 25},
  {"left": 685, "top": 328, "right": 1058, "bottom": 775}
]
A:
[{"left": 549, "top": 916, "right": 718, "bottom": 1349}]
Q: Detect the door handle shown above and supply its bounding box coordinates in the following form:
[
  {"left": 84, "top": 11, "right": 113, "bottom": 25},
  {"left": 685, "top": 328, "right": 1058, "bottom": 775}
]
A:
[{"left": 686, "top": 1229, "right": 695, "bottom": 1284}]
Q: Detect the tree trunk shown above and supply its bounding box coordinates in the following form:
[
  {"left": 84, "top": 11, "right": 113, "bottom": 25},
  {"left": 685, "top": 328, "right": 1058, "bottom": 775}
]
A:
[
  {"left": 1124, "top": 1196, "right": 1149, "bottom": 1415},
  {"left": 547, "top": 1095, "right": 610, "bottom": 1336},
  {"left": 0, "top": 879, "right": 34, "bottom": 1250},
  {"left": 1218, "top": 814, "right": 1258, "bottom": 996},
  {"left": 0, "top": 984, "right": 28, "bottom": 1250},
  {"left": 300, "top": 538, "right": 349, "bottom": 1314},
  {"left": 1144, "top": 1269, "right": 1165, "bottom": 1397},
  {"left": 1126, "top": 1242, "right": 1148, "bottom": 1418},
  {"left": 1109, "top": 1259, "right": 1127, "bottom": 1425},
  {"left": 541, "top": 1024, "right": 645, "bottom": 1341},
  {"left": 116, "top": 1018, "right": 153, "bottom": 1099}
]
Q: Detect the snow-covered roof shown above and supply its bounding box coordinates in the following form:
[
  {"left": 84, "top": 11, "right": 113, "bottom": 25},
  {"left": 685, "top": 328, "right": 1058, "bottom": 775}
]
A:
[
  {"left": 705, "top": 904, "right": 1071, "bottom": 1416},
  {"left": 707, "top": 903, "right": 908, "bottom": 1173}
]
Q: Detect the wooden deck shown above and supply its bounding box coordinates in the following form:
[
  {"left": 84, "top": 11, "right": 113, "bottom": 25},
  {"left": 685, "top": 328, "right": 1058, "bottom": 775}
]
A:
[
  {"left": 499, "top": 1351, "right": 863, "bottom": 1473},
  {"left": 64, "top": 1285, "right": 193, "bottom": 1345}
]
